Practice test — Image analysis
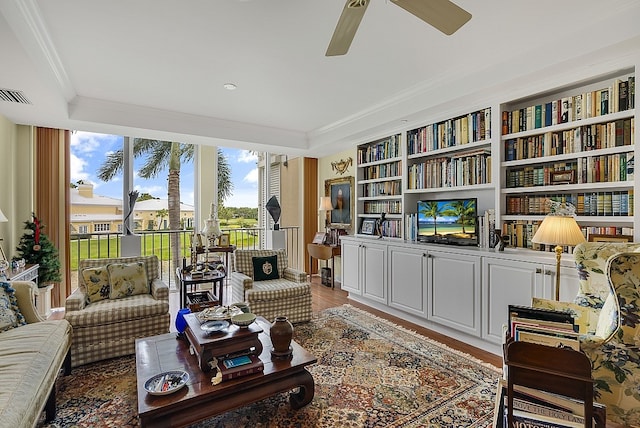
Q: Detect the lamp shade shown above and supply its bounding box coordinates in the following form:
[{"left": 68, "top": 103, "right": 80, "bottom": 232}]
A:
[
  {"left": 318, "top": 196, "right": 333, "bottom": 211},
  {"left": 0, "top": 209, "right": 7, "bottom": 223},
  {"left": 531, "top": 215, "right": 586, "bottom": 247}
]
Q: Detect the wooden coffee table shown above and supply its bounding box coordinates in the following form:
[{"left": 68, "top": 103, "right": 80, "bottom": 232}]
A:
[{"left": 135, "top": 317, "right": 317, "bottom": 428}]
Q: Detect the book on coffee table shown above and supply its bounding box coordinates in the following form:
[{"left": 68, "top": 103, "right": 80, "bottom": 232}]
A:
[{"left": 217, "top": 354, "right": 264, "bottom": 381}]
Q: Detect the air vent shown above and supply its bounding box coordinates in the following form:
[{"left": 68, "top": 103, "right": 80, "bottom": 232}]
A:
[{"left": 0, "top": 88, "right": 31, "bottom": 104}]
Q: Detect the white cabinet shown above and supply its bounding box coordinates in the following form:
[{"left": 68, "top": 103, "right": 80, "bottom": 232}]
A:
[
  {"left": 341, "top": 239, "right": 387, "bottom": 303},
  {"left": 389, "top": 245, "right": 428, "bottom": 317},
  {"left": 481, "top": 255, "right": 579, "bottom": 345},
  {"left": 428, "top": 250, "right": 481, "bottom": 337},
  {"left": 341, "top": 240, "right": 362, "bottom": 295}
]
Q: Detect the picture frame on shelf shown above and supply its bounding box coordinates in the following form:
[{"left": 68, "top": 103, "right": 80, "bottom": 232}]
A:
[
  {"left": 360, "top": 219, "right": 376, "bottom": 235},
  {"left": 325, "top": 176, "right": 354, "bottom": 230},
  {"left": 312, "top": 232, "right": 327, "bottom": 244},
  {"left": 218, "top": 233, "right": 230, "bottom": 247},
  {"left": 588, "top": 234, "right": 633, "bottom": 243},
  {"left": 550, "top": 170, "right": 575, "bottom": 185}
]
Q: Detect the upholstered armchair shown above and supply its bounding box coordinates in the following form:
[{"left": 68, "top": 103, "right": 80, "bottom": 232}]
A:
[
  {"left": 230, "top": 248, "right": 312, "bottom": 323},
  {"left": 64, "top": 255, "right": 170, "bottom": 367},
  {"left": 533, "top": 242, "right": 640, "bottom": 426}
]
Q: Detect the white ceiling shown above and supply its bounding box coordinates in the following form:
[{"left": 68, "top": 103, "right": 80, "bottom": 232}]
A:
[{"left": 1, "top": 0, "right": 640, "bottom": 157}]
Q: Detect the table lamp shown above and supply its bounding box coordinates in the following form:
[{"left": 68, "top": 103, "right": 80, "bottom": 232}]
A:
[
  {"left": 0, "top": 208, "right": 8, "bottom": 261},
  {"left": 531, "top": 212, "right": 586, "bottom": 300},
  {"left": 318, "top": 197, "right": 333, "bottom": 230}
]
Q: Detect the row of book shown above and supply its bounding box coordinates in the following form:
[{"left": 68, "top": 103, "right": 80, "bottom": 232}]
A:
[
  {"left": 407, "top": 150, "right": 492, "bottom": 190},
  {"left": 502, "top": 76, "right": 634, "bottom": 134},
  {"left": 361, "top": 160, "right": 402, "bottom": 180},
  {"left": 210, "top": 351, "right": 264, "bottom": 382},
  {"left": 406, "top": 108, "right": 491, "bottom": 155},
  {"left": 503, "top": 117, "right": 634, "bottom": 161},
  {"left": 360, "top": 180, "right": 402, "bottom": 197},
  {"left": 380, "top": 218, "right": 402, "bottom": 238},
  {"left": 506, "top": 191, "right": 634, "bottom": 217},
  {"left": 363, "top": 200, "right": 402, "bottom": 215},
  {"left": 357, "top": 134, "right": 401, "bottom": 164},
  {"left": 477, "top": 209, "right": 497, "bottom": 249},
  {"left": 505, "top": 152, "right": 633, "bottom": 188},
  {"left": 501, "top": 220, "right": 633, "bottom": 251}
]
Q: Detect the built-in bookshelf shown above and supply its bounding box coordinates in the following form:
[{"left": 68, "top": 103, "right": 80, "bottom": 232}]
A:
[
  {"left": 500, "top": 70, "right": 636, "bottom": 250},
  {"left": 356, "top": 134, "right": 403, "bottom": 238},
  {"left": 406, "top": 107, "right": 493, "bottom": 191}
]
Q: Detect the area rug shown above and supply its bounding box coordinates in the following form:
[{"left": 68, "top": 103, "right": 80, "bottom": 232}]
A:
[{"left": 40, "top": 304, "right": 502, "bottom": 427}]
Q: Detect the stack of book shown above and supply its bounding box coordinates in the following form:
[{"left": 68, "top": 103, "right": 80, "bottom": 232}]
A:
[
  {"left": 508, "top": 305, "right": 580, "bottom": 351},
  {"left": 211, "top": 350, "right": 264, "bottom": 382},
  {"left": 494, "top": 379, "right": 605, "bottom": 428}
]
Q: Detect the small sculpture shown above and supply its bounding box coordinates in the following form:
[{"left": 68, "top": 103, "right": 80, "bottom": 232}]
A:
[
  {"left": 265, "top": 196, "right": 282, "bottom": 230},
  {"left": 123, "top": 190, "right": 139, "bottom": 235}
]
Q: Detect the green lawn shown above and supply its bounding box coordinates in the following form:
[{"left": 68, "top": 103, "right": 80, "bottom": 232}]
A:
[{"left": 70, "top": 224, "right": 259, "bottom": 270}]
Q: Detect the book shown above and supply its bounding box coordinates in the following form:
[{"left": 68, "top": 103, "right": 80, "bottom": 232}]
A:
[
  {"left": 513, "top": 325, "right": 580, "bottom": 351},
  {"left": 508, "top": 305, "right": 577, "bottom": 338},
  {"left": 216, "top": 353, "right": 264, "bottom": 381}
]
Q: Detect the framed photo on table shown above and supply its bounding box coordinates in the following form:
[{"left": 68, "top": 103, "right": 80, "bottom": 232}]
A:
[
  {"left": 325, "top": 176, "right": 354, "bottom": 230},
  {"left": 588, "top": 234, "right": 632, "bottom": 243},
  {"left": 312, "top": 232, "right": 327, "bottom": 244},
  {"left": 219, "top": 233, "right": 230, "bottom": 247}
]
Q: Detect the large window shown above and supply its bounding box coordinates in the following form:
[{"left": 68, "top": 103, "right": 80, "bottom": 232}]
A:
[{"left": 94, "top": 223, "right": 111, "bottom": 232}]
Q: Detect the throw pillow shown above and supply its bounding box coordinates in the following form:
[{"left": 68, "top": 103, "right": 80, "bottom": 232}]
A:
[
  {"left": 252, "top": 255, "right": 280, "bottom": 281},
  {"left": 0, "top": 282, "right": 27, "bottom": 332},
  {"left": 107, "top": 262, "right": 149, "bottom": 299},
  {"left": 81, "top": 266, "right": 111, "bottom": 303},
  {"left": 532, "top": 297, "right": 599, "bottom": 335}
]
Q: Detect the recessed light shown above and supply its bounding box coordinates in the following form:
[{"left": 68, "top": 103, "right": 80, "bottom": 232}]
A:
[{"left": 223, "top": 83, "right": 237, "bottom": 91}]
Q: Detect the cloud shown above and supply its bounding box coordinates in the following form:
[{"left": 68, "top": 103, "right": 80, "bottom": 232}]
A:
[
  {"left": 69, "top": 152, "right": 90, "bottom": 183},
  {"left": 237, "top": 150, "right": 258, "bottom": 163},
  {"left": 226, "top": 188, "right": 258, "bottom": 208},
  {"left": 70, "top": 131, "right": 120, "bottom": 155},
  {"left": 243, "top": 167, "right": 259, "bottom": 184},
  {"left": 134, "top": 184, "right": 166, "bottom": 198}
]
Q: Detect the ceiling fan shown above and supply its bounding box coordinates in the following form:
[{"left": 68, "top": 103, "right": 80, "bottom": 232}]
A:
[{"left": 326, "top": 0, "right": 471, "bottom": 56}]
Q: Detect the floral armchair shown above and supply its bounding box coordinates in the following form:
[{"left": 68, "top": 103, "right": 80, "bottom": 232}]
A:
[{"left": 534, "top": 242, "right": 640, "bottom": 426}]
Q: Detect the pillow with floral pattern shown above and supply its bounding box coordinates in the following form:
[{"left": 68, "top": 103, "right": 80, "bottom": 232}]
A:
[
  {"left": 81, "top": 266, "right": 111, "bottom": 303},
  {"left": 0, "top": 281, "right": 27, "bottom": 332},
  {"left": 107, "top": 262, "right": 149, "bottom": 299}
]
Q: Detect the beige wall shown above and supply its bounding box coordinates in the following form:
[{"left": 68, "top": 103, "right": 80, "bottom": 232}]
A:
[
  {"left": 317, "top": 147, "right": 357, "bottom": 281},
  {"left": 0, "top": 115, "right": 34, "bottom": 260}
]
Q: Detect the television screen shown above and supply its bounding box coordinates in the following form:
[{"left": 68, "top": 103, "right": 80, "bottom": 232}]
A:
[{"left": 417, "top": 198, "right": 478, "bottom": 246}]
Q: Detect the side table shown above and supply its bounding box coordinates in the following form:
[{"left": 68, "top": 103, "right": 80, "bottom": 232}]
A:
[{"left": 177, "top": 267, "right": 225, "bottom": 309}]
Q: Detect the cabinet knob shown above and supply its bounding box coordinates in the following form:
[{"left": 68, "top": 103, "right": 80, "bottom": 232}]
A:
[
  {"left": 544, "top": 269, "right": 554, "bottom": 276},
  {"left": 535, "top": 268, "right": 542, "bottom": 274}
]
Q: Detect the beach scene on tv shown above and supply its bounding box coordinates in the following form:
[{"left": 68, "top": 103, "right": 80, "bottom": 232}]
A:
[{"left": 417, "top": 199, "right": 478, "bottom": 245}]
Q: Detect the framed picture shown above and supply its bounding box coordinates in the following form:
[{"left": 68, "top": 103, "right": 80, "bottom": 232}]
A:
[
  {"left": 325, "top": 176, "right": 354, "bottom": 230},
  {"left": 218, "top": 233, "right": 230, "bottom": 247},
  {"left": 550, "top": 170, "right": 575, "bottom": 184},
  {"left": 312, "top": 232, "right": 327, "bottom": 244},
  {"left": 588, "top": 234, "right": 633, "bottom": 243},
  {"left": 360, "top": 219, "right": 376, "bottom": 235}
]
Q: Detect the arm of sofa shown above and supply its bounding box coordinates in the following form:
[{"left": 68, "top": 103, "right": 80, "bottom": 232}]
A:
[
  {"left": 283, "top": 267, "right": 307, "bottom": 283},
  {"left": 150, "top": 278, "right": 169, "bottom": 301},
  {"left": 230, "top": 271, "right": 253, "bottom": 303},
  {"left": 11, "top": 281, "right": 45, "bottom": 323},
  {"left": 65, "top": 287, "right": 87, "bottom": 312}
]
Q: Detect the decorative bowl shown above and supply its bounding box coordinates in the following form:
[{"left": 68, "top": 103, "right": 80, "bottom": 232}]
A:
[{"left": 231, "top": 312, "right": 256, "bottom": 328}]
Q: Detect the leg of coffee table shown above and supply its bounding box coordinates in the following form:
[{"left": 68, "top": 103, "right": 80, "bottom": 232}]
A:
[{"left": 288, "top": 369, "right": 315, "bottom": 409}]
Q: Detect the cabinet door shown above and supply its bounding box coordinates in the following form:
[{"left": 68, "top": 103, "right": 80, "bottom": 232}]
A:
[
  {"left": 428, "top": 251, "right": 481, "bottom": 336},
  {"left": 481, "top": 257, "right": 539, "bottom": 345},
  {"left": 361, "top": 242, "right": 386, "bottom": 303},
  {"left": 535, "top": 263, "right": 580, "bottom": 302},
  {"left": 388, "top": 245, "right": 427, "bottom": 317},
  {"left": 341, "top": 241, "right": 362, "bottom": 295}
]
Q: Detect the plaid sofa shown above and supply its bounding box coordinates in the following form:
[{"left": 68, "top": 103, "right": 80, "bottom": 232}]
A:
[
  {"left": 64, "top": 255, "right": 170, "bottom": 367},
  {"left": 231, "top": 249, "right": 312, "bottom": 324}
]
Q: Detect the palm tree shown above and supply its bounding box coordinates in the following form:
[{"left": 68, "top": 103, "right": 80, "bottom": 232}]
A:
[
  {"left": 442, "top": 200, "right": 476, "bottom": 235},
  {"left": 155, "top": 209, "right": 168, "bottom": 230},
  {"left": 97, "top": 139, "right": 233, "bottom": 273},
  {"left": 419, "top": 201, "right": 446, "bottom": 236}
]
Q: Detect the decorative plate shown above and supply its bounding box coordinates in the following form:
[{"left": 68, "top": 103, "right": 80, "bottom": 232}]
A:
[
  {"left": 200, "top": 319, "right": 229, "bottom": 333},
  {"left": 144, "top": 370, "right": 189, "bottom": 396},
  {"left": 197, "top": 306, "right": 242, "bottom": 321}
]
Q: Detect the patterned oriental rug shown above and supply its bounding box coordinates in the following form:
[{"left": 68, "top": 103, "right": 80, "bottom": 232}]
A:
[{"left": 40, "top": 304, "right": 502, "bottom": 428}]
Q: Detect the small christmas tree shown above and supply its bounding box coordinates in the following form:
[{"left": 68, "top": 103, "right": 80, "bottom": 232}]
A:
[{"left": 14, "top": 213, "right": 61, "bottom": 286}]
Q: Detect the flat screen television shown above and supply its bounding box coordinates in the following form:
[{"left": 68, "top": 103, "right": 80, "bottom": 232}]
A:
[{"left": 416, "top": 198, "right": 478, "bottom": 246}]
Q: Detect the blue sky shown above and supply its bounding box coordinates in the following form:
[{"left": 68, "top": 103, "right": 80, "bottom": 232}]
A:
[{"left": 70, "top": 131, "right": 259, "bottom": 207}]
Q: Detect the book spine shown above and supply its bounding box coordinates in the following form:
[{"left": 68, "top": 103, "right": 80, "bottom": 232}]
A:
[{"left": 222, "top": 364, "right": 263, "bottom": 381}]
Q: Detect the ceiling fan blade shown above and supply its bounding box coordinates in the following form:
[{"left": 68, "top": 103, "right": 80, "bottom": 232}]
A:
[
  {"left": 391, "top": 0, "right": 471, "bottom": 35},
  {"left": 326, "top": 0, "right": 370, "bottom": 57}
]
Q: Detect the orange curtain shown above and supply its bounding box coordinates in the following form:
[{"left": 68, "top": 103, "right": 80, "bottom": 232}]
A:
[{"left": 35, "top": 127, "right": 70, "bottom": 307}]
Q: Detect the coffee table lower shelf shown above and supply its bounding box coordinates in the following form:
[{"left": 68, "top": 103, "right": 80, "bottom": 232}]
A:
[{"left": 135, "top": 317, "right": 316, "bottom": 428}]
